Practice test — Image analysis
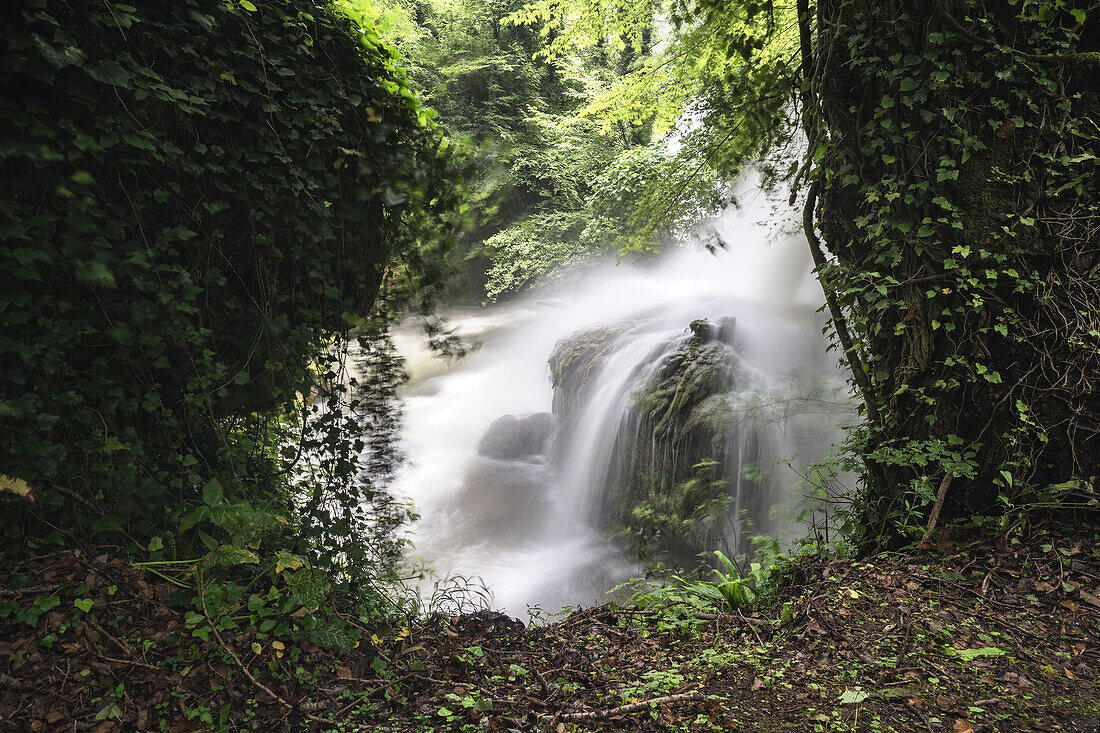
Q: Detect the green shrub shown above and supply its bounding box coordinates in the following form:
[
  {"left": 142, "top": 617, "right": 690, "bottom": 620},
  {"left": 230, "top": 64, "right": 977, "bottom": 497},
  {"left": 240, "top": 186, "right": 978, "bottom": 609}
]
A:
[{"left": 0, "top": 0, "right": 461, "bottom": 596}]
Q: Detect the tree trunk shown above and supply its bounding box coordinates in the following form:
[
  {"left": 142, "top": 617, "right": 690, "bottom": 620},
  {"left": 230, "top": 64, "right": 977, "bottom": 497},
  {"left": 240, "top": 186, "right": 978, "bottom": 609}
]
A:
[{"left": 808, "top": 0, "right": 1100, "bottom": 545}]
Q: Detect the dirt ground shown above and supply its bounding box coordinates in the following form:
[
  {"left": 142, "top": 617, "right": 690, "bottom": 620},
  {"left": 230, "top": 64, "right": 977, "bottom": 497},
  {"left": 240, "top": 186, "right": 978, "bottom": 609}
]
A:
[{"left": 2, "top": 525, "right": 1099, "bottom": 732}]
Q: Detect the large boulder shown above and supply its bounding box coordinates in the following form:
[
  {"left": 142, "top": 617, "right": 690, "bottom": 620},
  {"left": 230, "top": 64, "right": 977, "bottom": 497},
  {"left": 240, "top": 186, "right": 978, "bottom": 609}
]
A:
[
  {"left": 477, "top": 412, "right": 556, "bottom": 461},
  {"left": 549, "top": 317, "right": 770, "bottom": 565},
  {"left": 546, "top": 323, "right": 630, "bottom": 422}
]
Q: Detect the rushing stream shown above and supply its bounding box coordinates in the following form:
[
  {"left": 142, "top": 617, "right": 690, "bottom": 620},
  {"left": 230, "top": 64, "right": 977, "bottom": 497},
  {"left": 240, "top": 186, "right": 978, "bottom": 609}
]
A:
[{"left": 389, "top": 185, "right": 852, "bottom": 617}]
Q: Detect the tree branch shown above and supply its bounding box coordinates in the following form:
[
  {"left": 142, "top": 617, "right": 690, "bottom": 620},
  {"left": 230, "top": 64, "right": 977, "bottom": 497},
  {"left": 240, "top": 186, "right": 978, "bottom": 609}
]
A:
[
  {"left": 921, "top": 472, "right": 954, "bottom": 544},
  {"left": 804, "top": 181, "right": 881, "bottom": 425}
]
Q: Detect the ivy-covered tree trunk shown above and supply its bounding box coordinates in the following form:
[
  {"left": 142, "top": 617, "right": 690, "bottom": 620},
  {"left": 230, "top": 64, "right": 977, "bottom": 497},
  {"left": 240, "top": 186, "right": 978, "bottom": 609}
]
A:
[{"left": 807, "top": 0, "right": 1100, "bottom": 545}]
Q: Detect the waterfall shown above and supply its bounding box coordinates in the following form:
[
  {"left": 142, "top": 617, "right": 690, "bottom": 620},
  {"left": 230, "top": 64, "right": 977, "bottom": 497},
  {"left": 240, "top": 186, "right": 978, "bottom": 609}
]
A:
[{"left": 387, "top": 182, "right": 852, "bottom": 616}]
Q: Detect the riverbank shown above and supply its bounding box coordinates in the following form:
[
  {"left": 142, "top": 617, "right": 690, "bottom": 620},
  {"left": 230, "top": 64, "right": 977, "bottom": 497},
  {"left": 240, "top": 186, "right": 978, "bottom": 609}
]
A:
[{"left": 3, "top": 524, "right": 1098, "bottom": 731}]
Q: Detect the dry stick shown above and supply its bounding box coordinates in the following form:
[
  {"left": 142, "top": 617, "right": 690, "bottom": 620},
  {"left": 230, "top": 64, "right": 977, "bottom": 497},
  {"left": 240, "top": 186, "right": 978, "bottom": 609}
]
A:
[
  {"left": 86, "top": 617, "right": 138, "bottom": 658},
  {"left": 921, "top": 473, "right": 955, "bottom": 544},
  {"left": 102, "top": 654, "right": 162, "bottom": 672},
  {"left": 738, "top": 608, "right": 767, "bottom": 646},
  {"left": 331, "top": 671, "right": 421, "bottom": 719},
  {"left": 533, "top": 667, "right": 552, "bottom": 698},
  {"left": 695, "top": 612, "right": 770, "bottom": 626},
  {"left": 547, "top": 692, "right": 703, "bottom": 722}
]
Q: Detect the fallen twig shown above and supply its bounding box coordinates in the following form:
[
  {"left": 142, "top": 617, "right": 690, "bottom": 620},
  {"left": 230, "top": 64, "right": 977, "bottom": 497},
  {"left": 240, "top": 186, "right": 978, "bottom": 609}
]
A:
[
  {"left": 547, "top": 691, "right": 703, "bottom": 722},
  {"left": 86, "top": 617, "right": 138, "bottom": 658},
  {"left": 101, "top": 654, "right": 162, "bottom": 672}
]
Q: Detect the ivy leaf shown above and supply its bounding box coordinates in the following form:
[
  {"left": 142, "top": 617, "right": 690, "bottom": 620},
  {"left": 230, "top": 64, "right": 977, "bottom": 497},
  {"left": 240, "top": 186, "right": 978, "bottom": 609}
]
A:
[
  {"left": 74, "top": 598, "right": 94, "bottom": 613},
  {"left": 211, "top": 544, "right": 260, "bottom": 566},
  {"left": 35, "top": 595, "right": 61, "bottom": 612},
  {"left": 32, "top": 34, "right": 85, "bottom": 69},
  {"left": 202, "top": 479, "right": 224, "bottom": 506},
  {"left": 86, "top": 61, "right": 132, "bottom": 88},
  {"left": 275, "top": 550, "right": 306, "bottom": 573}
]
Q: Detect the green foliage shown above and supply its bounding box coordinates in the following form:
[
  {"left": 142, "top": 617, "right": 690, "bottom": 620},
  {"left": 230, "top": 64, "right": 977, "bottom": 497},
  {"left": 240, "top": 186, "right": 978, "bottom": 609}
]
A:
[
  {"left": 618, "top": 458, "right": 734, "bottom": 562},
  {"left": 507, "top": 0, "right": 799, "bottom": 250},
  {"left": 347, "top": 0, "right": 650, "bottom": 300},
  {"left": 611, "top": 545, "right": 777, "bottom": 637},
  {"left": 514, "top": 0, "right": 1100, "bottom": 545},
  {"left": 482, "top": 210, "right": 590, "bottom": 298},
  {"left": 580, "top": 142, "right": 730, "bottom": 253},
  {"left": 0, "top": 0, "right": 461, "bottom": 616},
  {"left": 676, "top": 550, "right": 766, "bottom": 610}
]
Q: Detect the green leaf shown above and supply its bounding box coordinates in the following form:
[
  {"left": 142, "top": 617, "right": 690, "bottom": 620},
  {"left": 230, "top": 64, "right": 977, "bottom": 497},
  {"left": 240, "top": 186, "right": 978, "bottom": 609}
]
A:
[
  {"left": 239, "top": 0, "right": 258, "bottom": 11},
  {"left": 210, "top": 544, "right": 259, "bottom": 566},
  {"left": 103, "top": 436, "right": 127, "bottom": 453},
  {"left": 1071, "top": 9, "right": 1087, "bottom": 24},
  {"left": 35, "top": 595, "right": 61, "bottom": 612},
  {"left": 275, "top": 550, "right": 306, "bottom": 573},
  {"left": 950, "top": 647, "right": 1006, "bottom": 662},
  {"left": 74, "top": 598, "right": 94, "bottom": 613},
  {"left": 839, "top": 689, "right": 871, "bottom": 704},
  {"left": 202, "top": 479, "right": 224, "bottom": 506},
  {"left": 95, "top": 702, "right": 122, "bottom": 721},
  {"left": 86, "top": 61, "right": 132, "bottom": 88}
]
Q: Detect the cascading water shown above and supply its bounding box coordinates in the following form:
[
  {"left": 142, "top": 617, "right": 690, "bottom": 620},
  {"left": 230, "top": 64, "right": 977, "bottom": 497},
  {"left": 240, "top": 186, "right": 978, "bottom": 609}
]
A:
[{"left": 389, "top": 183, "right": 852, "bottom": 616}]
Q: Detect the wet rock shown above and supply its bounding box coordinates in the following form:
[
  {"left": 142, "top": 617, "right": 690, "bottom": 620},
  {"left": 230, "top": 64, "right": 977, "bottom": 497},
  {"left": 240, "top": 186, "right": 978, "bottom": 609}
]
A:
[
  {"left": 547, "top": 323, "right": 630, "bottom": 422},
  {"left": 549, "top": 317, "right": 764, "bottom": 565},
  {"left": 477, "top": 412, "right": 555, "bottom": 461}
]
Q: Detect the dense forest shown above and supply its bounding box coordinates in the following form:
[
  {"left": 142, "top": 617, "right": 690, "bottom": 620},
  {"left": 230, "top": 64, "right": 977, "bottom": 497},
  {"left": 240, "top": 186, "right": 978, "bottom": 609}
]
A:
[{"left": 1, "top": 0, "right": 1098, "bottom": 730}]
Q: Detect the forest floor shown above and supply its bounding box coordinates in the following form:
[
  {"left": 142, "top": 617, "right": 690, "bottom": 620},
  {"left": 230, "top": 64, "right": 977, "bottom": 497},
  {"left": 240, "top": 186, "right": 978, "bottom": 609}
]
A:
[{"left": 2, "top": 525, "right": 1099, "bottom": 732}]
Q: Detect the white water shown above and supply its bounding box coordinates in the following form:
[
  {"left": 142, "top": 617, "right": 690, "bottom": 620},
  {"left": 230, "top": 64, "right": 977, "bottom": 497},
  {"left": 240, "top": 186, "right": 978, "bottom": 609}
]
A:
[{"left": 390, "top": 184, "right": 850, "bottom": 617}]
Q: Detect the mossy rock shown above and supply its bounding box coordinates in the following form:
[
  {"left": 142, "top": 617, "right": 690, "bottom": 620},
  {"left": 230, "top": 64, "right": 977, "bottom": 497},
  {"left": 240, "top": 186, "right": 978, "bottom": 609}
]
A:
[{"left": 547, "top": 322, "right": 632, "bottom": 422}]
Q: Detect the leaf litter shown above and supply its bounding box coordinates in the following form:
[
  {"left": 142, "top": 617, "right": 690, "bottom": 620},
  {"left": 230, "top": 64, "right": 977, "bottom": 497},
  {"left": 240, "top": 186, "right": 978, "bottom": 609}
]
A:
[{"left": 2, "top": 525, "right": 1099, "bottom": 731}]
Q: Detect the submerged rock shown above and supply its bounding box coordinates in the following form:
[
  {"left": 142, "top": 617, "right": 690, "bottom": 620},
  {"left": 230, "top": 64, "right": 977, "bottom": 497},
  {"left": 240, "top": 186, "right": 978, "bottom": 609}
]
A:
[{"left": 477, "top": 412, "right": 556, "bottom": 461}]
